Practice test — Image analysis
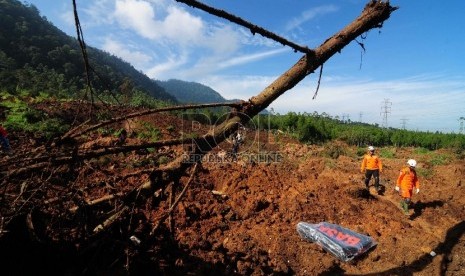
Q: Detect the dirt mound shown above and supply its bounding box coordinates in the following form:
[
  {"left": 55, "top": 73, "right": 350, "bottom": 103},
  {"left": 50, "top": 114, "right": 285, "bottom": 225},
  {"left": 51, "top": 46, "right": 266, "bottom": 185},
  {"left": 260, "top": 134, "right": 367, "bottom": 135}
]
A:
[{"left": 0, "top": 101, "right": 464, "bottom": 275}]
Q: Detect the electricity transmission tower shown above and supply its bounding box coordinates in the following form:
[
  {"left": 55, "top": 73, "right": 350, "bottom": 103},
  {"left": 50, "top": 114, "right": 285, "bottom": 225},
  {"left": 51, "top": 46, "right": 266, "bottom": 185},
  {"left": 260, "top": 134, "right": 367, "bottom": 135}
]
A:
[
  {"left": 341, "top": 113, "right": 350, "bottom": 123},
  {"left": 380, "top": 99, "right": 392, "bottom": 128},
  {"left": 400, "top": 118, "right": 409, "bottom": 130},
  {"left": 459, "top": 117, "right": 465, "bottom": 134}
]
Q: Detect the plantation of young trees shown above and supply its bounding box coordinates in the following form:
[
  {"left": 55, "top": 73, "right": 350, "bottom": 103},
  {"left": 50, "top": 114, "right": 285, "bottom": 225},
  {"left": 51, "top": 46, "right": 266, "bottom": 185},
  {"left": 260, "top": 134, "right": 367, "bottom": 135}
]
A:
[{"left": 252, "top": 112, "right": 465, "bottom": 151}]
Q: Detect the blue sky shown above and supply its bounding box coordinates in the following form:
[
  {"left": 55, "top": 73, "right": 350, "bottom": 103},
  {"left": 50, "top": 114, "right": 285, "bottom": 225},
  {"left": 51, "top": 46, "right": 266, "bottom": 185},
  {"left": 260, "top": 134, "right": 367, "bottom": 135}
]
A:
[{"left": 24, "top": 0, "right": 465, "bottom": 133}]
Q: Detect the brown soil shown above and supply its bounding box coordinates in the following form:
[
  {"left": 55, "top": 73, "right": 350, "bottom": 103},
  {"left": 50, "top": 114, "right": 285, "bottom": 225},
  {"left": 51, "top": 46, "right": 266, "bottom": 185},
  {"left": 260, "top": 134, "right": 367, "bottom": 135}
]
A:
[{"left": 0, "top": 101, "right": 464, "bottom": 275}]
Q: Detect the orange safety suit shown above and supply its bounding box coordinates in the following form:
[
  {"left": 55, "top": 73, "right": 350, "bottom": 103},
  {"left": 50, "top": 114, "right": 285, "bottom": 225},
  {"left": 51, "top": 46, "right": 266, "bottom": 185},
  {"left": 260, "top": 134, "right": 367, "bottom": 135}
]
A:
[
  {"left": 360, "top": 154, "right": 382, "bottom": 172},
  {"left": 396, "top": 166, "right": 420, "bottom": 198}
]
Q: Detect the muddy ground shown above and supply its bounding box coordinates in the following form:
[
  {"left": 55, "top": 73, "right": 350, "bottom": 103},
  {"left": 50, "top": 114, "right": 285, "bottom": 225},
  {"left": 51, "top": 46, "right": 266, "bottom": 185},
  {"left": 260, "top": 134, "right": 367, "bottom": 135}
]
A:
[{"left": 0, "top": 101, "right": 464, "bottom": 275}]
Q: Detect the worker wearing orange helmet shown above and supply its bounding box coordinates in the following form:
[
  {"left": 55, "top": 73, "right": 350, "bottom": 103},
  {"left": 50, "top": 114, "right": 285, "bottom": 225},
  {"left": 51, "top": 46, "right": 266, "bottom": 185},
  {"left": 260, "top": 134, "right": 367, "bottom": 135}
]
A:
[
  {"left": 360, "top": 146, "right": 383, "bottom": 192},
  {"left": 395, "top": 159, "right": 420, "bottom": 215}
]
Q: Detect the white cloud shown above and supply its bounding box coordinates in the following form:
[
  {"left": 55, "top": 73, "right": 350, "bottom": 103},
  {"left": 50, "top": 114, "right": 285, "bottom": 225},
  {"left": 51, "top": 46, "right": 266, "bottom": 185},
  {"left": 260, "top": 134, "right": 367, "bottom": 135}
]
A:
[
  {"left": 163, "top": 5, "right": 204, "bottom": 44},
  {"left": 107, "top": 0, "right": 256, "bottom": 78},
  {"left": 201, "top": 75, "right": 276, "bottom": 100},
  {"left": 285, "top": 5, "right": 339, "bottom": 31},
  {"left": 112, "top": 0, "right": 204, "bottom": 45},
  {"left": 102, "top": 37, "right": 153, "bottom": 67},
  {"left": 61, "top": 0, "right": 294, "bottom": 85},
  {"left": 238, "top": 28, "right": 279, "bottom": 48},
  {"left": 145, "top": 51, "right": 189, "bottom": 80},
  {"left": 59, "top": 9, "right": 75, "bottom": 27},
  {"left": 218, "top": 48, "right": 288, "bottom": 70},
  {"left": 82, "top": 0, "right": 114, "bottom": 25},
  {"left": 114, "top": 0, "right": 161, "bottom": 40},
  {"left": 202, "top": 24, "right": 240, "bottom": 55}
]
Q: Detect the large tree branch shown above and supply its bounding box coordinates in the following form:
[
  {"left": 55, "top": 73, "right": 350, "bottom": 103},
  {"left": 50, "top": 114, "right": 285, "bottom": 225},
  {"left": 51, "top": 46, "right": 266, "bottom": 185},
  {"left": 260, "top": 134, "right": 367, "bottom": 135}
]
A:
[
  {"left": 3, "top": 137, "right": 194, "bottom": 178},
  {"left": 175, "top": 0, "right": 313, "bottom": 55}
]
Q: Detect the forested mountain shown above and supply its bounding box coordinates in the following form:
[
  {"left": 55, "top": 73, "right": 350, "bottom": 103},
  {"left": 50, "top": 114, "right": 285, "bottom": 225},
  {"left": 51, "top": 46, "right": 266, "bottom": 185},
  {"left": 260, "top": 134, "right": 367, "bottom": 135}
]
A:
[
  {"left": 157, "top": 79, "right": 236, "bottom": 104},
  {"left": 0, "top": 0, "right": 176, "bottom": 102}
]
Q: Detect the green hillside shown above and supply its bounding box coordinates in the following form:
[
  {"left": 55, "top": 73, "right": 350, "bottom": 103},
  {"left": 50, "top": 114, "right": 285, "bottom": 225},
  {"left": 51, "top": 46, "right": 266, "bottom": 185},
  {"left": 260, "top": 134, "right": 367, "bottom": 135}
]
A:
[
  {"left": 158, "top": 79, "right": 236, "bottom": 104},
  {"left": 0, "top": 0, "right": 176, "bottom": 102}
]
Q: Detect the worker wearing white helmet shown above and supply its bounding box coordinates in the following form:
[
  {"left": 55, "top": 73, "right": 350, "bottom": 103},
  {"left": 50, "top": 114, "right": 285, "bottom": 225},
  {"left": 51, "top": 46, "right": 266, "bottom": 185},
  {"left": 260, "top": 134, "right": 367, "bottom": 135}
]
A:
[
  {"left": 395, "top": 159, "right": 420, "bottom": 216},
  {"left": 360, "top": 146, "right": 383, "bottom": 193}
]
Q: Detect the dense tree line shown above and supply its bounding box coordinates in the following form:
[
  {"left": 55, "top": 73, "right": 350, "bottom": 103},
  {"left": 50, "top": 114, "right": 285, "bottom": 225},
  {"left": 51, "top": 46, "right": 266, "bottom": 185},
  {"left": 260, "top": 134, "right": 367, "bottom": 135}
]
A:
[
  {"left": 251, "top": 112, "right": 465, "bottom": 151},
  {"left": 0, "top": 0, "right": 176, "bottom": 102}
]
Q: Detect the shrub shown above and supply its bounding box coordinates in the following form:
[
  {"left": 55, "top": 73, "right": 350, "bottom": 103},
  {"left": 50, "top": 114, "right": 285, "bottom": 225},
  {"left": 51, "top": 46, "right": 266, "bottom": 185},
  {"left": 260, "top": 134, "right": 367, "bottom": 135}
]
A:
[
  {"left": 356, "top": 147, "right": 366, "bottom": 157},
  {"left": 137, "top": 122, "right": 160, "bottom": 142},
  {"left": 323, "top": 141, "right": 347, "bottom": 159}
]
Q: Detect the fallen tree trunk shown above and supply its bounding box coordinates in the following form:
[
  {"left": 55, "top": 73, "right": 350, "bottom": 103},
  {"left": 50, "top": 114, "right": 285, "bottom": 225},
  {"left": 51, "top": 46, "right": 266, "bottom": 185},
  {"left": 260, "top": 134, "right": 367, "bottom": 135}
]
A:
[{"left": 142, "top": 1, "right": 397, "bottom": 192}]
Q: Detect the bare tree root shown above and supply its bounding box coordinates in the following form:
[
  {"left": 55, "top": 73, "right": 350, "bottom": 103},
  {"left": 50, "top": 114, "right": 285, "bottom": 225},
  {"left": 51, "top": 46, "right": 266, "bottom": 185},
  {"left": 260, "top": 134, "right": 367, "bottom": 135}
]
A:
[
  {"left": 93, "top": 205, "right": 130, "bottom": 234},
  {"left": 69, "top": 193, "right": 124, "bottom": 213},
  {"left": 26, "top": 211, "right": 41, "bottom": 242}
]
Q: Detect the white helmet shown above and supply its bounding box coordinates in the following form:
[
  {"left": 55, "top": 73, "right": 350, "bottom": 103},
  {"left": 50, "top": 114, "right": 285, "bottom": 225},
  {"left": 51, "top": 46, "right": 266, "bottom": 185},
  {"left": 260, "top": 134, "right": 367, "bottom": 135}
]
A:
[
  {"left": 368, "top": 146, "right": 375, "bottom": 151},
  {"left": 407, "top": 159, "right": 417, "bottom": 168}
]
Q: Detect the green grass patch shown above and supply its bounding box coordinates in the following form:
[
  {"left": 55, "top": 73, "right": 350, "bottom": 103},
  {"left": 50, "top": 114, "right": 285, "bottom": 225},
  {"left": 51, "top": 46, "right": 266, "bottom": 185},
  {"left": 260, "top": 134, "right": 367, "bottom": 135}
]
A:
[
  {"left": 428, "top": 153, "right": 452, "bottom": 166},
  {"left": 1, "top": 94, "right": 68, "bottom": 139},
  {"left": 416, "top": 167, "right": 434, "bottom": 179},
  {"left": 379, "top": 147, "right": 396, "bottom": 159},
  {"left": 413, "top": 147, "right": 430, "bottom": 155},
  {"left": 157, "top": 156, "right": 170, "bottom": 165}
]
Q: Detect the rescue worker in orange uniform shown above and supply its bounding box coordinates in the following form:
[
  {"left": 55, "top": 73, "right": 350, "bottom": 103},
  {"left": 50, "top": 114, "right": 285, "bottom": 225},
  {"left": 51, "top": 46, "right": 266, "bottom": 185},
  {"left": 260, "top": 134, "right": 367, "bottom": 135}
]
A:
[
  {"left": 395, "top": 159, "right": 420, "bottom": 215},
  {"left": 360, "top": 146, "right": 383, "bottom": 192}
]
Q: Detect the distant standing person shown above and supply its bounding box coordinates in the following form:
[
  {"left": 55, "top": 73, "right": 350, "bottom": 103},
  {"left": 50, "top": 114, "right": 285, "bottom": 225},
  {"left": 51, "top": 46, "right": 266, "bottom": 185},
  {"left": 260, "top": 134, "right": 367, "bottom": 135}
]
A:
[
  {"left": 395, "top": 159, "right": 420, "bottom": 215},
  {"left": 231, "top": 131, "right": 243, "bottom": 161},
  {"left": 0, "top": 124, "right": 11, "bottom": 153},
  {"left": 360, "top": 146, "right": 383, "bottom": 192}
]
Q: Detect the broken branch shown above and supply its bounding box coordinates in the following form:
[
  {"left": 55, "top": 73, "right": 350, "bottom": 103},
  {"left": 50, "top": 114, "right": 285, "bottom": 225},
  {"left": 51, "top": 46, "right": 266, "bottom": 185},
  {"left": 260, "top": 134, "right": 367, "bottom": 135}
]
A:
[{"left": 150, "top": 162, "right": 199, "bottom": 235}]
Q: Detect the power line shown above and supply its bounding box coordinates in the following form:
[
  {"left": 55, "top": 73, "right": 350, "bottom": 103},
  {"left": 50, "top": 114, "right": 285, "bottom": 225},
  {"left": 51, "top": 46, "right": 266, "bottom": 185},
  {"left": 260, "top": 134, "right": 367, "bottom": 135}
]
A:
[{"left": 380, "top": 98, "right": 392, "bottom": 128}]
